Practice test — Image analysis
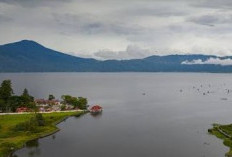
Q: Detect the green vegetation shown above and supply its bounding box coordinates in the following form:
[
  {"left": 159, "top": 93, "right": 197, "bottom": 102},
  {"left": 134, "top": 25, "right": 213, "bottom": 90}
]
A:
[
  {"left": 61, "top": 95, "right": 88, "bottom": 110},
  {"left": 0, "top": 79, "right": 89, "bottom": 157},
  {"left": 0, "top": 111, "right": 84, "bottom": 157},
  {"left": 0, "top": 80, "right": 88, "bottom": 112},
  {"left": 208, "top": 124, "right": 232, "bottom": 156},
  {"left": 0, "top": 80, "right": 35, "bottom": 112},
  {"left": 48, "top": 94, "right": 55, "bottom": 101}
]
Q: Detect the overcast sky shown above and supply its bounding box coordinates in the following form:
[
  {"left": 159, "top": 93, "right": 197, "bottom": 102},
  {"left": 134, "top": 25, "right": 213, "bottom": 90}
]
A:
[{"left": 1, "top": 0, "right": 232, "bottom": 60}]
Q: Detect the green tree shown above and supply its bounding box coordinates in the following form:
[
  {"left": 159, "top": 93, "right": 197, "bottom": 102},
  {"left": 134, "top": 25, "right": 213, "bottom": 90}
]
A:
[
  {"left": 21, "top": 88, "right": 35, "bottom": 110},
  {"left": 61, "top": 104, "right": 66, "bottom": 111},
  {"left": 35, "top": 113, "right": 45, "bottom": 126},
  {"left": 22, "top": 88, "right": 29, "bottom": 97},
  {"left": 61, "top": 95, "right": 73, "bottom": 104},
  {"left": 77, "top": 97, "right": 88, "bottom": 110},
  {"left": 0, "top": 98, "right": 5, "bottom": 112},
  {"left": 7, "top": 96, "right": 24, "bottom": 112},
  {"left": 48, "top": 94, "right": 55, "bottom": 100},
  {"left": 0, "top": 80, "right": 13, "bottom": 101},
  {"left": 61, "top": 95, "right": 88, "bottom": 110}
]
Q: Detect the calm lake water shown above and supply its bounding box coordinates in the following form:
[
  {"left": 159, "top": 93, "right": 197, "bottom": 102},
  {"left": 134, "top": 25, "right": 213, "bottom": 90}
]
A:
[{"left": 1, "top": 73, "right": 232, "bottom": 157}]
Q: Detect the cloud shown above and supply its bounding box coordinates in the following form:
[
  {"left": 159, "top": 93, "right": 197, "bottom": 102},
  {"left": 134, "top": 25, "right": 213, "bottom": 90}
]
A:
[
  {"left": 187, "top": 13, "right": 232, "bottom": 26},
  {"left": 79, "top": 45, "right": 154, "bottom": 60},
  {"left": 182, "top": 57, "right": 232, "bottom": 65},
  {"left": 2, "top": 0, "right": 232, "bottom": 59},
  {"left": 52, "top": 13, "right": 144, "bottom": 36},
  {"left": 0, "top": 0, "right": 71, "bottom": 8},
  {"left": 194, "top": 0, "right": 232, "bottom": 9},
  {"left": 0, "top": 14, "right": 12, "bottom": 22}
]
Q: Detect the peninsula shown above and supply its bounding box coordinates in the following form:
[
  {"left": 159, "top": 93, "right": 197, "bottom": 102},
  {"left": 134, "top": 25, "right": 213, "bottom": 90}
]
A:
[{"left": 0, "top": 80, "right": 88, "bottom": 157}]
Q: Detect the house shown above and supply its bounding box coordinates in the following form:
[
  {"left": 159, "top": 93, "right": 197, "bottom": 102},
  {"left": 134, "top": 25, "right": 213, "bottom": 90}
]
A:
[
  {"left": 16, "top": 107, "right": 28, "bottom": 113},
  {"left": 90, "top": 105, "right": 102, "bottom": 113},
  {"left": 52, "top": 105, "right": 61, "bottom": 111},
  {"left": 39, "top": 107, "right": 46, "bottom": 112},
  {"left": 35, "top": 99, "right": 61, "bottom": 106}
]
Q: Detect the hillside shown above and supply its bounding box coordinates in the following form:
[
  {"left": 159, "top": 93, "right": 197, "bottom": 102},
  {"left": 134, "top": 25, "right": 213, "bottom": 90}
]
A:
[{"left": 1, "top": 40, "right": 232, "bottom": 72}]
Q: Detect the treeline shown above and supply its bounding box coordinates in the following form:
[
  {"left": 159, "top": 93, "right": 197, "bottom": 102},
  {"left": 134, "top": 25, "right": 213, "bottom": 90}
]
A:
[
  {"left": 0, "top": 80, "right": 35, "bottom": 112},
  {"left": 0, "top": 80, "right": 88, "bottom": 113}
]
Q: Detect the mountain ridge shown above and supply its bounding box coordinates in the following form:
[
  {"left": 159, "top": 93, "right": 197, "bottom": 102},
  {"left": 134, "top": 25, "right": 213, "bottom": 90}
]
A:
[{"left": 1, "top": 40, "right": 232, "bottom": 72}]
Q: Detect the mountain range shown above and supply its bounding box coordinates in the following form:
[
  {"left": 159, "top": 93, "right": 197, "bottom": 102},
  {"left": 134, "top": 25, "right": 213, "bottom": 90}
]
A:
[{"left": 1, "top": 40, "right": 232, "bottom": 72}]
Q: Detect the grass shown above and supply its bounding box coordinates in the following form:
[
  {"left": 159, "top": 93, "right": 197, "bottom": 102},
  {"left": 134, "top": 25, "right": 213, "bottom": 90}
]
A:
[
  {"left": 0, "top": 111, "right": 84, "bottom": 157},
  {"left": 209, "top": 123, "right": 232, "bottom": 157}
]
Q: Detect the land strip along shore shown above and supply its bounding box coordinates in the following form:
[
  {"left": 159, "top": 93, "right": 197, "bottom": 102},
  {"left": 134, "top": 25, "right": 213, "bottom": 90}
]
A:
[
  {"left": 0, "top": 111, "right": 85, "bottom": 157},
  {"left": 0, "top": 109, "right": 82, "bottom": 115}
]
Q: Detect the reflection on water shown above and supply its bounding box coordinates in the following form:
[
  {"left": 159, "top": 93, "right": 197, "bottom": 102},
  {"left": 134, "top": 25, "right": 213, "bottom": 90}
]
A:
[
  {"left": 26, "top": 140, "right": 39, "bottom": 148},
  {"left": 25, "top": 140, "right": 40, "bottom": 157},
  {"left": 52, "top": 135, "right": 56, "bottom": 140},
  {"left": 90, "top": 112, "right": 103, "bottom": 118}
]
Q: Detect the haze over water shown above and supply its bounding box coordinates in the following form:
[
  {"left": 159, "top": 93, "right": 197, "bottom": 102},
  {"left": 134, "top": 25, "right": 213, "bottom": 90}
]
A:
[{"left": 1, "top": 73, "right": 232, "bottom": 157}]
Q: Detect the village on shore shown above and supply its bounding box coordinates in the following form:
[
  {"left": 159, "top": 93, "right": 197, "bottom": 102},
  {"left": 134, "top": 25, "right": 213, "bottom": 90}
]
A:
[
  {"left": 0, "top": 80, "right": 102, "bottom": 114},
  {"left": 15, "top": 98, "right": 102, "bottom": 114}
]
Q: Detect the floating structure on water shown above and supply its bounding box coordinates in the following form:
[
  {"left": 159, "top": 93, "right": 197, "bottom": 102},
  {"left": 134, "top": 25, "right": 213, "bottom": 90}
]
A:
[{"left": 90, "top": 105, "right": 103, "bottom": 114}]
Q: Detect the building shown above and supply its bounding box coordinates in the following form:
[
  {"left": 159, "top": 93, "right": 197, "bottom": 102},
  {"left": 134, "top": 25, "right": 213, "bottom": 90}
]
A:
[{"left": 16, "top": 107, "right": 28, "bottom": 113}]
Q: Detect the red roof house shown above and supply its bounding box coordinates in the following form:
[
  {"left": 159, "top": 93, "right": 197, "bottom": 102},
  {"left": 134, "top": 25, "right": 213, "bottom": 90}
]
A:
[
  {"left": 16, "top": 107, "right": 28, "bottom": 113},
  {"left": 90, "top": 105, "right": 102, "bottom": 113}
]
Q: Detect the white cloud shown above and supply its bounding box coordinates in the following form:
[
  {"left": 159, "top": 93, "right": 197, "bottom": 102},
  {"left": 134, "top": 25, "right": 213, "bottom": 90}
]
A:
[
  {"left": 77, "top": 45, "right": 154, "bottom": 60},
  {"left": 182, "top": 57, "right": 232, "bottom": 65}
]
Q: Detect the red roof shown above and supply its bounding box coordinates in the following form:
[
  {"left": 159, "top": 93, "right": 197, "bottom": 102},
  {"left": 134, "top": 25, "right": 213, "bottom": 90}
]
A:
[
  {"left": 16, "top": 107, "right": 28, "bottom": 112},
  {"left": 91, "top": 105, "right": 102, "bottom": 110}
]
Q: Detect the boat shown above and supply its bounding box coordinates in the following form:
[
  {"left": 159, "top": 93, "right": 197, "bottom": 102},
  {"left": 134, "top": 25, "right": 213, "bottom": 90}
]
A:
[{"left": 90, "top": 105, "right": 103, "bottom": 114}]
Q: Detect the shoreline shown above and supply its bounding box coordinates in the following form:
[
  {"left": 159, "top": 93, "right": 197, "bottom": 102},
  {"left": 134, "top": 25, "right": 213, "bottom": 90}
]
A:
[
  {"left": 0, "top": 109, "right": 82, "bottom": 115},
  {"left": 0, "top": 111, "right": 87, "bottom": 157},
  {"left": 208, "top": 124, "right": 232, "bottom": 157}
]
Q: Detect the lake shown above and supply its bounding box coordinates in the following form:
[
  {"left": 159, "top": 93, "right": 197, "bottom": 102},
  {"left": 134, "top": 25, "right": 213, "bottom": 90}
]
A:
[{"left": 0, "top": 73, "right": 231, "bottom": 157}]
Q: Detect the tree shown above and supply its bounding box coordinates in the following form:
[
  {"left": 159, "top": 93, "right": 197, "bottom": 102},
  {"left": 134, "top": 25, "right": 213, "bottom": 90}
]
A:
[
  {"left": 22, "top": 88, "right": 29, "bottom": 97},
  {"left": 21, "top": 88, "right": 34, "bottom": 104},
  {"left": 61, "top": 95, "right": 73, "bottom": 104},
  {"left": 7, "top": 96, "right": 24, "bottom": 112},
  {"left": 0, "top": 80, "right": 13, "bottom": 101},
  {"left": 48, "top": 94, "right": 55, "bottom": 100},
  {"left": 35, "top": 113, "right": 45, "bottom": 126},
  {"left": 0, "top": 99, "right": 5, "bottom": 112},
  {"left": 61, "top": 95, "right": 88, "bottom": 109},
  {"left": 77, "top": 97, "right": 88, "bottom": 110},
  {"left": 21, "top": 88, "right": 35, "bottom": 109},
  {"left": 61, "top": 104, "right": 66, "bottom": 111}
]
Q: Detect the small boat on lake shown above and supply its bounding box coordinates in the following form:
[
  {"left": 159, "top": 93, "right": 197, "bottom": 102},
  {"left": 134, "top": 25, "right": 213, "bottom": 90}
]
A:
[{"left": 90, "top": 105, "right": 103, "bottom": 114}]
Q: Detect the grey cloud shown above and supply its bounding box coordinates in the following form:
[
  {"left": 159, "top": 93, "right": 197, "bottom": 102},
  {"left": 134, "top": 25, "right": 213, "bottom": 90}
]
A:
[
  {"left": 0, "top": 0, "right": 71, "bottom": 7},
  {"left": 194, "top": 0, "right": 232, "bottom": 9},
  {"left": 123, "top": 6, "right": 188, "bottom": 17},
  {"left": 187, "top": 14, "right": 232, "bottom": 26},
  {"left": 92, "top": 45, "right": 153, "bottom": 60},
  {"left": 52, "top": 13, "right": 144, "bottom": 35},
  {"left": 0, "top": 14, "right": 12, "bottom": 22}
]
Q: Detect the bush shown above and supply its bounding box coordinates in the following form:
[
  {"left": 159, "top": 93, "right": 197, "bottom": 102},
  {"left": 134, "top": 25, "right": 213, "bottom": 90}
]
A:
[
  {"left": 35, "top": 113, "right": 45, "bottom": 126},
  {"left": 61, "top": 105, "right": 66, "bottom": 111},
  {"left": 14, "top": 114, "right": 45, "bottom": 132},
  {"left": 14, "top": 117, "right": 37, "bottom": 132}
]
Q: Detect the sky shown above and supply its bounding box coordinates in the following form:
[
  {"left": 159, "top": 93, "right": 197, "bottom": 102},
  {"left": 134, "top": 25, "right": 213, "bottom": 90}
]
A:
[{"left": 1, "top": 0, "right": 232, "bottom": 60}]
